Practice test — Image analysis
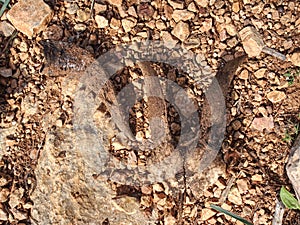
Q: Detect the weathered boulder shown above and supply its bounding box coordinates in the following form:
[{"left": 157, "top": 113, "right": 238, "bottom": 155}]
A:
[{"left": 31, "top": 126, "right": 155, "bottom": 225}]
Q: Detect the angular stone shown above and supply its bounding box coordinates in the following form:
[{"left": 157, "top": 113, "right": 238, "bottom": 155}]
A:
[
  {"left": 106, "top": 0, "right": 122, "bottom": 7},
  {"left": 239, "top": 69, "right": 248, "bottom": 80},
  {"left": 171, "top": 21, "right": 190, "bottom": 42},
  {"left": 0, "top": 21, "right": 15, "bottom": 37},
  {"left": 239, "top": 26, "right": 265, "bottom": 57},
  {"left": 228, "top": 186, "right": 243, "bottom": 205},
  {"left": 164, "top": 215, "right": 177, "bottom": 225},
  {"left": 195, "top": 0, "right": 209, "bottom": 7},
  {"left": 137, "top": 3, "right": 154, "bottom": 20},
  {"left": 167, "top": 0, "right": 184, "bottom": 9},
  {"left": 7, "top": 0, "right": 53, "bottom": 38},
  {"left": 74, "top": 23, "right": 86, "bottom": 32},
  {"left": 184, "top": 36, "right": 201, "bottom": 49},
  {"left": 0, "top": 188, "right": 9, "bottom": 202},
  {"left": 9, "top": 188, "right": 24, "bottom": 209},
  {"left": 200, "top": 18, "right": 212, "bottom": 32},
  {"left": 164, "top": 5, "right": 174, "bottom": 21},
  {"left": 250, "top": 116, "right": 274, "bottom": 132},
  {"left": 200, "top": 208, "right": 216, "bottom": 221},
  {"left": 266, "top": 90, "right": 286, "bottom": 103},
  {"left": 156, "top": 20, "right": 166, "bottom": 30},
  {"left": 187, "top": 155, "right": 226, "bottom": 200},
  {"left": 128, "top": 6, "right": 137, "bottom": 18},
  {"left": 231, "top": 120, "right": 242, "bottom": 131},
  {"left": 0, "top": 206, "right": 7, "bottom": 221},
  {"left": 161, "top": 31, "right": 178, "bottom": 49},
  {"left": 236, "top": 179, "right": 248, "bottom": 194},
  {"left": 251, "top": 174, "right": 263, "bottom": 182},
  {"left": 153, "top": 183, "right": 164, "bottom": 192},
  {"left": 11, "top": 208, "right": 27, "bottom": 221},
  {"left": 76, "top": 9, "right": 89, "bottom": 22},
  {"left": 110, "top": 17, "right": 121, "bottom": 29},
  {"left": 112, "top": 141, "right": 125, "bottom": 150},
  {"left": 232, "top": 2, "right": 240, "bottom": 13},
  {"left": 18, "top": 41, "right": 28, "bottom": 52},
  {"left": 254, "top": 68, "right": 267, "bottom": 79},
  {"left": 95, "top": 15, "right": 108, "bottom": 28},
  {"left": 141, "top": 185, "right": 152, "bottom": 195},
  {"left": 121, "top": 17, "right": 137, "bottom": 33},
  {"left": 289, "top": 52, "right": 300, "bottom": 67},
  {"left": 187, "top": 2, "right": 198, "bottom": 12},
  {"left": 226, "top": 24, "right": 237, "bottom": 36},
  {"left": 172, "top": 10, "right": 194, "bottom": 22},
  {"left": 94, "top": 3, "right": 107, "bottom": 14},
  {"left": 65, "top": 3, "right": 78, "bottom": 15}
]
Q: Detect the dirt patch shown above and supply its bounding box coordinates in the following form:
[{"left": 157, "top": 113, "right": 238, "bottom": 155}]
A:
[{"left": 0, "top": 0, "right": 299, "bottom": 224}]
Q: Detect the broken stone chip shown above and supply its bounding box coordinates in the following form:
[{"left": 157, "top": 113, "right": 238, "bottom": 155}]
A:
[
  {"left": 121, "top": 17, "right": 137, "bottom": 33},
  {"left": 0, "top": 21, "right": 15, "bottom": 37},
  {"left": 167, "top": 0, "right": 184, "bottom": 9},
  {"left": 239, "top": 26, "right": 265, "bottom": 58},
  {"left": 171, "top": 21, "right": 190, "bottom": 42},
  {"left": 266, "top": 90, "right": 286, "bottom": 103},
  {"left": 250, "top": 116, "right": 274, "bottom": 132},
  {"left": 7, "top": 0, "right": 53, "bottom": 38},
  {"left": 254, "top": 68, "right": 267, "bottom": 79},
  {"left": 195, "top": 0, "right": 209, "bottom": 8},
  {"left": 200, "top": 208, "right": 216, "bottom": 221},
  {"left": 95, "top": 15, "right": 109, "bottom": 29},
  {"left": 288, "top": 52, "right": 300, "bottom": 67},
  {"left": 172, "top": 9, "right": 194, "bottom": 22},
  {"left": 105, "top": 0, "right": 122, "bottom": 7},
  {"left": 228, "top": 186, "right": 243, "bottom": 205}
]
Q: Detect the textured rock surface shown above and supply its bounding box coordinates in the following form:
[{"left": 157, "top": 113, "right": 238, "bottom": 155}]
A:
[
  {"left": 0, "top": 21, "right": 15, "bottom": 37},
  {"left": 250, "top": 116, "right": 274, "bottom": 132},
  {"left": 171, "top": 21, "right": 190, "bottom": 42},
  {"left": 267, "top": 90, "right": 286, "bottom": 103},
  {"left": 286, "top": 134, "right": 300, "bottom": 201},
  {"left": 289, "top": 52, "right": 300, "bottom": 67},
  {"left": 239, "top": 26, "right": 264, "bottom": 57},
  {"left": 31, "top": 126, "right": 154, "bottom": 225},
  {"left": 95, "top": 15, "right": 109, "bottom": 28},
  {"left": 7, "top": 0, "right": 52, "bottom": 38}
]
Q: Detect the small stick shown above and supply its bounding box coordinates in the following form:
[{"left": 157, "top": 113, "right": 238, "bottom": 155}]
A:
[
  {"left": 262, "top": 46, "right": 286, "bottom": 61},
  {"left": 90, "top": 0, "right": 95, "bottom": 18},
  {"left": 271, "top": 198, "right": 284, "bottom": 225}
]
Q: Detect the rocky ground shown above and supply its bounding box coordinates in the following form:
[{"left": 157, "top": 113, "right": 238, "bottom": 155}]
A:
[{"left": 0, "top": 0, "right": 300, "bottom": 224}]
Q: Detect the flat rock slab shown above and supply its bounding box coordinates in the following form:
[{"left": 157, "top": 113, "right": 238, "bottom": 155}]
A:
[
  {"left": 7, "top": 0, "right": 52, "bottom": 38},
  {"left": 31, "top": 126, "right": 155, "bottom": 225},
  {"left": 286, "top": 134, "right": 300, "bottom": 201}
]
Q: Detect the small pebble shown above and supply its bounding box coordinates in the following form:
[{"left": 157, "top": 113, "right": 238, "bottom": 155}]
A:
[
  {"left": 267, "top": 90, "right": 286, "bottom": 103},
  {"left": 95, "top": 15, "right": 108, "bottom": 29},
  {"left": 254, "top": 68, "right": 267, "bottom": 79},
  {"left": 0, "top": 68, "right": 12, "bottom": 77}
]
